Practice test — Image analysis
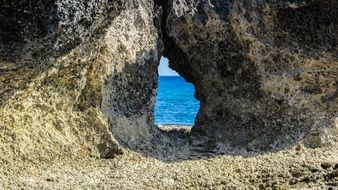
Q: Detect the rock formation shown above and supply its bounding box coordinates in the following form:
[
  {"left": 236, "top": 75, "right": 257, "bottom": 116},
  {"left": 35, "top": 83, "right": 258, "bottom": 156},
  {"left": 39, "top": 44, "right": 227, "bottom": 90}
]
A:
[
  {"left": 0, "top": 0, "right": 162, "bottom": 160},
  {"left": 160, "top": 0, "right": 338, "bottom": 150},
  {"left": 0, "top": 0, "right": 337, "bottom": 163}
]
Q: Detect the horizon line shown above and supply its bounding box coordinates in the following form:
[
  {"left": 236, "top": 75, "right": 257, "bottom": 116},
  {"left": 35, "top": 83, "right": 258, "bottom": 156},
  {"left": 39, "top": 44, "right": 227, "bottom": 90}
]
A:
[{"left": 159, "top": 75, "right": 180, "bottom": 77}]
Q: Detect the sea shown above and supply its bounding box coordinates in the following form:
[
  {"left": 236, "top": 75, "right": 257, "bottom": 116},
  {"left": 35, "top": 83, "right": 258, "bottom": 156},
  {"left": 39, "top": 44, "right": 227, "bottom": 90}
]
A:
[{"left": 154, "top": 76, "right": 200, "bottom": 126}]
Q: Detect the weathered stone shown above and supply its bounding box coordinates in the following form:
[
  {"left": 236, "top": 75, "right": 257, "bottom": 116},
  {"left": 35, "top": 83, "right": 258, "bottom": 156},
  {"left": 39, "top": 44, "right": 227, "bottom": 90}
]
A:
[
  {"left": 1, "top": 0, "right": 338, "bottom": 189},
  {"left": 0, "top": 0, "right": 162, "bottom": 160},
  {"left": 0, "top": 0, "right": 337, "bottom": 163},
  {"left": 160, "top": 0, "right": 338, "bottom": 150}
]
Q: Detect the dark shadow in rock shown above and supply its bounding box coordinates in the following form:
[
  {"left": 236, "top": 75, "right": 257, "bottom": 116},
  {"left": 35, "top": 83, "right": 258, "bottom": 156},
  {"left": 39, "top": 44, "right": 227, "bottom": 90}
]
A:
[{"left": 276, "top": 1, "right": 338, "bottom": 56}]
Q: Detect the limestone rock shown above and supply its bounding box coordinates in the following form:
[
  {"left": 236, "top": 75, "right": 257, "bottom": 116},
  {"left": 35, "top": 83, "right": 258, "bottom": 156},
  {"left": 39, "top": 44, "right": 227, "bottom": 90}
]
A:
[
  {"left": 0, "top": 0, "right": 337, "bottom": 163},
  {"left": 0, "top": 0, "right": 162, "bottom": 160},
  {"left": 161, "top": 0, "right": 338, "bottom": 150}
]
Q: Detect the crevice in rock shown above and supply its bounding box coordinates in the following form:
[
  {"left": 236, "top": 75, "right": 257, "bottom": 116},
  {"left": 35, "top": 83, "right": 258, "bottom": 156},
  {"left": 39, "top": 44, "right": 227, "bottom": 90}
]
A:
[{"left": 154, "top": 0, "right": 196, "bottom": 85}]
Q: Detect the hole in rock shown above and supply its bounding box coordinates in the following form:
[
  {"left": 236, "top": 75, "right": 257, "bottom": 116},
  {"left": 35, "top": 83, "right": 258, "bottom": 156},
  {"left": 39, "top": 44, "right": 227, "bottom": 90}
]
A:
[{"left": 155, "top": 56, "right": 200, "bottom": 127}]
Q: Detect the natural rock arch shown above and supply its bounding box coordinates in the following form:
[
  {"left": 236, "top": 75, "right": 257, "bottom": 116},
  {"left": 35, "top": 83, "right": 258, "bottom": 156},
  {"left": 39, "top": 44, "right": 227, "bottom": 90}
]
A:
[{"left": 0, "top": 0, "right": 337, "bottom": 162}]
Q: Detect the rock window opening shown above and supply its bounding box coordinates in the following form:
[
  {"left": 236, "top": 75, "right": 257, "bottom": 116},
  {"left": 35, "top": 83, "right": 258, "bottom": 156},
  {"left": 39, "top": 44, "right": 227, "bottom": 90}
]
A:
[{"left": 155, "top": 56, "right": 200, "bottom": 127}]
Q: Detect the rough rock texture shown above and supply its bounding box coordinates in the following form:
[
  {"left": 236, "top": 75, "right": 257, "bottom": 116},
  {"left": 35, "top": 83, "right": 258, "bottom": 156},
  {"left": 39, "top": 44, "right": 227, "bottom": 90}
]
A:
[
  {"left": 161, "top": 0, "right": 338, "bottom": 150},
  {"left": 1, "top": 0, "right": 336, "bottom": 159},
  {"left": 1, "top": 0, "right": 338, "bottom": 189},
  {"left": 0, "top": 0, "right": 162, "bottom": 160},
  {"left": 1, "top": 147, "right": 338, "bottom": 189}
]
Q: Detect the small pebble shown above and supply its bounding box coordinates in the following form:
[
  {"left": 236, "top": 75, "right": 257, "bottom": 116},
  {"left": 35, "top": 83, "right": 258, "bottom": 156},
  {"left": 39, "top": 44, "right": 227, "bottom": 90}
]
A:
[
  {"left": 321, "top": 163, "right": 332, "bottom": 170},
  {"left": 333, "top": 163, "right": 338, "bottom": 170},
  {"left": 46, "top": 178, "right": 54, "bottom": 182}
]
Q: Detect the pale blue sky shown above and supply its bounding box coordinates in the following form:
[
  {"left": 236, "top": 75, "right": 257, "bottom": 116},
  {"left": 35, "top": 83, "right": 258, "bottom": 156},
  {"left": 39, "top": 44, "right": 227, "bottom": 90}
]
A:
[{"left": 158, "top": 57, "right": 179, "bottom": 76}]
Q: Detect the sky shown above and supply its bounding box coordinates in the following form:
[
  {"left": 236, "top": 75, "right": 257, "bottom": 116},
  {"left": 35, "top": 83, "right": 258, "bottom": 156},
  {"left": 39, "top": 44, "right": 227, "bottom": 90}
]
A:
[{"left": 158, "top": 57, "right": 179, "bottom": 76}]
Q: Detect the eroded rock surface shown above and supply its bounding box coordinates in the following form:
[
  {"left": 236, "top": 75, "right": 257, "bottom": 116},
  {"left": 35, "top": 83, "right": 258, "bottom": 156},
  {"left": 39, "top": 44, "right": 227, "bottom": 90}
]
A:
[
  {"left": 0, "top": 0, "right": 337, "bottom": 163},
  {"left": 161, "top": 0, "right": 338, "bottom": 150},
  {"left": 0, "top": 0, "right": 162, "bottom": 160},
  {"left": 1, "top": 0, "right": 338, "bottom": 189}
]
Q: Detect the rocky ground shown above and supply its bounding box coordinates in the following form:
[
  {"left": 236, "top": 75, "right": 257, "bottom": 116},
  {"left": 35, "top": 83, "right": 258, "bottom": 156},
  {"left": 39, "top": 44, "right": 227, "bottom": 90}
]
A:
[{"left": 1, "top": 126, "right": 337, "bottom": 190}]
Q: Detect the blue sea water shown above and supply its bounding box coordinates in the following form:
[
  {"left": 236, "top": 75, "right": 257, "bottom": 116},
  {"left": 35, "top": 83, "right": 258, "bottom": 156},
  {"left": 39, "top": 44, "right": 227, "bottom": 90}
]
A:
[{"left": 155, "top": 76, "right": 200, "bottom": 125}]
